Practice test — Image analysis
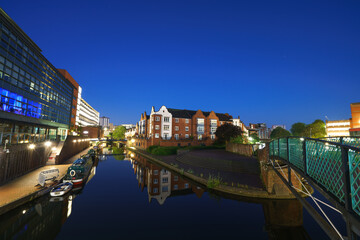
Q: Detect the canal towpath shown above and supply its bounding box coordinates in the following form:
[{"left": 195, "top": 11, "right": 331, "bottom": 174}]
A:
[{"left": 0, "top": 146, "right": 92, "bottom": 215}]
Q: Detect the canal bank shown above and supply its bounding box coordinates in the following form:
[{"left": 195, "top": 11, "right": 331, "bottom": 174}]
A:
[
  {"left": 0, "top": 146, "right": 92, "bottom": 215},
  {"left": 126, "top": 147, "right": 312, "bottom": 199}
]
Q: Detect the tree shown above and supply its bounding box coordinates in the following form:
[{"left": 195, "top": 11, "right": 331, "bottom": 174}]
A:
[
  {"left": 215, "top": 123, "right": 243, "bottom": 144},
  {"left": 112, "top": 126, "right": 126, "bottom": 140},
  {"left": 270, "top": 127, "right": 291, "bottom": 139},
  {"left": 230, "top": 135, "right": 248, "bottom": 144},
  {"left": 290, "top": 122, "right": 306, "bottom": 136},
  {"left": 249, "top": 133, "right": 260, "bottom": 144},
  {"left": 305, "top": 119, "right": 326, "bottom": 138}
]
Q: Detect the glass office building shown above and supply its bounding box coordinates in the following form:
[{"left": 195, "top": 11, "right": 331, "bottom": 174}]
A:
[{"left": 0, "top": 8, "right": 74, "bottom": 144}]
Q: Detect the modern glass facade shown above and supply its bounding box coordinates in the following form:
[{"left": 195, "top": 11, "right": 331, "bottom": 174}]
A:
[
  {"left": 0, "top": 8, "right": 73, "bottom": 144},
  {"left": 0, "top": 122, "right": 58, "bottom": 145}
]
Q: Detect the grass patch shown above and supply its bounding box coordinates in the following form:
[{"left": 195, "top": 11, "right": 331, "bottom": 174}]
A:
[
  {"left": 146, "top": 146, "right": 178, "bottom": 155},
  {"left": 146, "top": 144, "right": 224, "bottom": 156},
  {"left": 207, "top": 175, "right": 222, "bottom": 189}
]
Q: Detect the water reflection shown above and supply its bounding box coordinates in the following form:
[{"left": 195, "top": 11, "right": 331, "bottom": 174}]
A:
[
  {"left": 128, "top": 151, "right": 310, "bottom": 239},
  {"left": 0, "top": 148, "right": 313, "bottom": 239},
  {"left": 0, "top": 194, "right": 71, "bottom": 240}
]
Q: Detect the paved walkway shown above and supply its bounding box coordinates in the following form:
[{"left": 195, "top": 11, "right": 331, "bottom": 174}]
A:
[
  {"left": 158, "top": 149, "right": 264, "bottom": 190},
  {"left": 0, "top": 147, "right": 92, "bottom": 210}
]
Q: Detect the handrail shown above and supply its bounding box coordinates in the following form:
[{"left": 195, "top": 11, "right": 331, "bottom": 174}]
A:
[
  {"left": 271, "top": 136, "right": 360, "bottom": 151},
  {"left": 269, "top": 136, "right": 360, "bottom": 219}
]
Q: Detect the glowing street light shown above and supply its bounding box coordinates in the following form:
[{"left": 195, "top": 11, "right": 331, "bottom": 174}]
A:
[
  {"left": 51, "top": 147, "right": 57, "bottom": 151},
  {"left": 249, "top": 137, "right": 253, "bottom": 142},
  {"left": 131, "top": 139, "right": 135, "bottom": 143},
  {"left": 28, "top": 144, "right": 35, "bottom": 150},
  {"left": 44, "top": 141, "right": 51, "bottom": 147}
]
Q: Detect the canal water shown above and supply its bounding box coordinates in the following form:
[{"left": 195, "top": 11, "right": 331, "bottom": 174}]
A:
[{"left": 0, "top": 150, "right": 339, "bottom": 239}]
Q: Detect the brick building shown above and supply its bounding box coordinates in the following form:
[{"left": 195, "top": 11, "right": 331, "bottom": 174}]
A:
[
  {"left": 350, "top": 102, "right": 360, "bottom": 136},
  {"left": 133, "top": 106, "right": 247, "bottom": 149}
]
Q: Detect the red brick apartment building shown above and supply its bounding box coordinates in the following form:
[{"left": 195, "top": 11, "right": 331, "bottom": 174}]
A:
[{"left": 133, "top": 106, "right": 247, "bottom": 149}]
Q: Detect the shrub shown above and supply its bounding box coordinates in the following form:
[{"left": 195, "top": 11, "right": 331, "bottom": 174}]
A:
[{"left": 207, "top": 175, "right": 222, "bottom": 189}]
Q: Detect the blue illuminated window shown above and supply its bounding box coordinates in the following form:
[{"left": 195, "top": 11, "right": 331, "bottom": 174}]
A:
[{"left": 0, "top": 87, "right": 42, "bottom": 119}]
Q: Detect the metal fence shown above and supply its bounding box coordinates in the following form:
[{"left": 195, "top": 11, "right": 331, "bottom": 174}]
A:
[{"left": 269, "top": 137, "right": 360, "bottom": 216}]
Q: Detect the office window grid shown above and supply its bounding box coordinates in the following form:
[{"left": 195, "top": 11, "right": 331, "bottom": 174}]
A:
[{"left": 0, "top": 21, "right": 72, "bottom": 125}]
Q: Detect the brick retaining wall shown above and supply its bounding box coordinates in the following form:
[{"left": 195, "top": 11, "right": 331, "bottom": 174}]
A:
[
  {"left": 226, "top": 142, "right": 253, "bottom": 157},
  {"left": 0, "top": 141, "right": 56, "bottom": 186},
  {"left": 56, "top": 136, "right": 90, "bottom": 164}
]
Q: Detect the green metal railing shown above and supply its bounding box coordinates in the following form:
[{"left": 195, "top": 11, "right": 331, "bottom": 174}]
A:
[{"left": 269, "top": 137, "right": 360, "bottom": 216}]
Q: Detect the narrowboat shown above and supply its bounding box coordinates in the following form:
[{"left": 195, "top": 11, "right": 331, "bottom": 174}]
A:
[{"left": 63, "top": 155, "right": 93, "bottom": 185}]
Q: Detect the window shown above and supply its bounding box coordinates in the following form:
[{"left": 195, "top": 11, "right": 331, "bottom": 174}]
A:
[
  {"left": 175, "top": 126, "right": 179, "bottom": 131},
  {"left": 155, "top": 116, "right": 160, "bottom": 121},
  {"left": 155, "top": 125, "right": 159, "bottom": 130},
  {"left": 162, "top": 177, "right": 168, "bottom": 183},
  {"left": 185, "top": 183, "right": 189, "bottom": 188},
  {"left": 174, "top": 184, "right": 178, "bottom": 190},
  {"left": 198, "top": 135, "right": 202, "bottom": 140},
  {"left": 197, "top": 118, "right": 204, "bottom": 125},
  {"left": 153, "top": 170, "right": 159, "bottom": 175},
  {"left": 153, "top": 179, "right": 158, "bottom": 184},
  {"left": 197, "top": 126, "right": 204, "bottom": 133},
  {"left": 211, "top": 127, "right": 217, "bottom": 133},
  {"left": 185, "top": 134, "right": 189, "bottom": 138},
  {"left": 153, "top": 188, "right": 158, "bottom": 193},
  {"left": 211, "top": 134, "right": 215, "bottom": 140},
  {"left": 174, "top": 176, "right": 178, "bottom": 181},
  {"left": 185, "top": 126, "right": 189, "bottom": 131},
  {"left": 175, "top": 134, "right": 179, "bottom": 140},
  {"left": 210, "top": 119, "right": 217, "bottom": 127},
  {"left": 162, "top": 186, "right": 169, "bottom": 192},
  {"left": 185, "top": 119, "right": 189, "bottom": 124},
  {"left": 175, "top": 118, "right": 179, "bottom": 123},
  {"left": 155, "top": 133, "right": 159, "bottom": 138},
  {"left": 164, "top": 117, "right": 170, "bottom": 122},
  {"left": 164, "top": 125, "right": 169, "bottom": 130}
]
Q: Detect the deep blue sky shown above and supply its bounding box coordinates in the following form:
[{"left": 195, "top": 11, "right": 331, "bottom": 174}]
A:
[{"left": 2, "top": 1, "right": 360, "bottom": 128}]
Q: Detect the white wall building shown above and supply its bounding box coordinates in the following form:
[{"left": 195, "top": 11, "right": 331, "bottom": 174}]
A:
[
  {"left": 76, "top": 98, "right": 100, "bottom": 126},
  {"left": 326, "top": 120, "right": 350, "bottom": 137}
]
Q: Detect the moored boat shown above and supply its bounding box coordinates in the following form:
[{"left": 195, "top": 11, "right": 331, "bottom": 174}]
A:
[
  {"left": 50, "top": 182, "right": 73, "bottom": 197},
  {"left": 63, "top": 154, "right": 93, "bottom": 185}
]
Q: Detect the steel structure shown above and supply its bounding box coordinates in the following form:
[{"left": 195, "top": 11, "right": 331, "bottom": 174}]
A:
[{"left": 269, "top": 136, "right": 360, "bottom": 240}]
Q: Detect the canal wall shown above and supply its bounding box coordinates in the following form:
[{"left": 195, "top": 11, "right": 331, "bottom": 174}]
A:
[
  {"left": 0, "top": 141, "right": 57, "bottom": 186},
  {"left": 226, "top": 142, "right": 253, "bottom": 156},
  {"left": 56, "top": 136, "right": 90, "bottom": 164},
  {"left": 127, "top": 147, "right": 303, "bottom": 199},
  {"left": 258, "top": 145, "right": 302, "bottom": 196}
]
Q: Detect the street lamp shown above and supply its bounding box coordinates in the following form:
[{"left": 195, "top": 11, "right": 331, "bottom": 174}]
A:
[
  {"left": 44, "top": 141, "right": 51, "bottom": 147},
  {"left": 28, "top": 144, "right": 35, "bottom": 150}
]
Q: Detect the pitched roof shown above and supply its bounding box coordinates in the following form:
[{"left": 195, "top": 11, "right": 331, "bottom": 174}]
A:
[
  {"left": 167, "top": 108, "right": 197, "bottom": 118},
  {"left": 216, "top": 113, "right": 232, "bottom": 121},
  {"left": 167, "top": 108, "right": 232, "bottom": 120}
]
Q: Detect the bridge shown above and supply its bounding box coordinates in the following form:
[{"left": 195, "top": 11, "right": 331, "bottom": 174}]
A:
[{"left": 268, "top": 136, "right": 360, "bottom": 240}]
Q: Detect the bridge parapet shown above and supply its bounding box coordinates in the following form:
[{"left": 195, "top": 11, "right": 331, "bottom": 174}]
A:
[{"left": 269, "top": 137, "right": 360, "bottom": 217}]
